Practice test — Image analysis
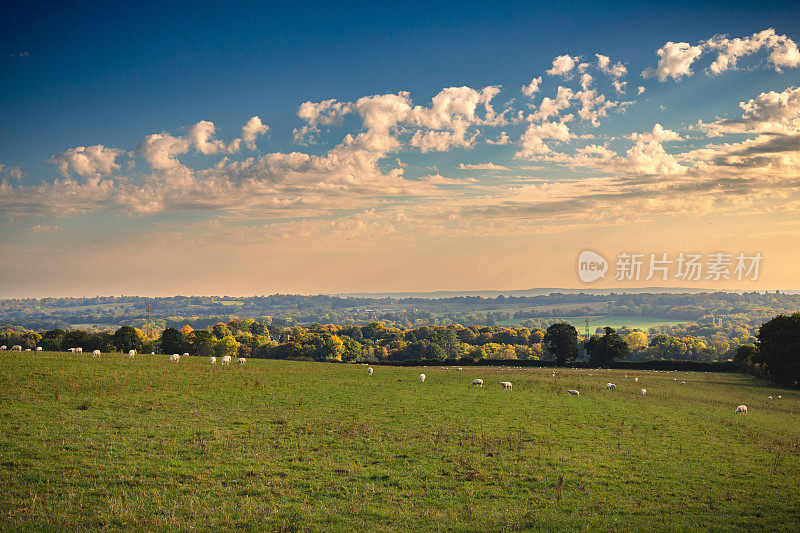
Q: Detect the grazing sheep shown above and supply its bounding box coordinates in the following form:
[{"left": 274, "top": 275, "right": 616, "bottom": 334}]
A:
[
  {"left": 169, "top": 354, "right": 180, "bottom": 363},
  {"left": 471, "top": 378, "right": 483, "bottom": 387},
  {"left": 210, "top": 356, "right": 217, "bottom": 365},
  {"left": 567, "top": 389, "right": 579, "bottom": 396},
  {"left": 0, "top": 345, "right": 5, "bottom": 350},
  {"left": 128, "top": 350, "right": 136, "bottom": 358},
  {"left": 236, "top": 357, "right": 246, "bottom": 365},
  {"left": 778, "top": 395, "right": 782, "bottom": 399},
  {"left": 551, "top": 372, "right": 556, "bottom": 377},
  {"left": 36, "top": 347, "right": 42, "bottom": 352},
  {"left": 641, "top": 388, "right": 647, "bottom": 396},
  {"left": 734, "top": 405, "right": 747, "bottom": 415},
  {"left": 624, "top": 374, "right": 628, "bottom": 378},
  {"left": 183, "top": 353, "right": 189, "bottom": 357},
  {"left": 221, "top": 355, "right": 231, "bottom": 366},
  {"left": 76, "top": 348, "right": 82, "bottom": 354},
  {"left": 634, "top": 377, "right": 639, "bottom": 382},
  {"left": 768, "top": 396, "right": 773, "bottom": 400},
  {"left": 588, "top": 373, "right": 592, "bottom": 376},
  {"left": 419, "top": 373, "right": 426, "bottom": 383},
  {"left": 92, "top": 350, "right": 101, "bottom": 357},
  {"left": 151, "top": 352, "right": 155, "bottom": 355},
  {"left": 680, "top": 381, "right": 686, "bottom": 385},
  {"left": 457, "top": 367, "right": 463, "bottom": 371},
  {"left": 12, "top": 345, "right": 22, "bottom": 351},
  {"left": 25, "top": 348, "right": 31, "bottom": 352},
  {"left": 606, "top": 383, "right": 616, "bottom": 389},
  {"left": 368, "top": 367, "right": 374, "bottom": 375},
  {"left": 69, "top": 348, "right": 76, "bottom": 354},
  {"left": 500, "top": 381, "right": 513, "bottom": 390}
]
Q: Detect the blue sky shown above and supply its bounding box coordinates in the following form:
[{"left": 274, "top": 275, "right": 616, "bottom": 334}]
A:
[{"left": 1, "top": 1, "right": 800, "bottom": 296}]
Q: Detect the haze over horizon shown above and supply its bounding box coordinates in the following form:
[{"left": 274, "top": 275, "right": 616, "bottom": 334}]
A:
[{"left": 2, "top": 1, "right": 800, "bottom": 298}]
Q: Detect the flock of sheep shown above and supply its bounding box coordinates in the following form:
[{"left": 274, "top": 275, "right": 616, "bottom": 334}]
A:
[
  {"left": 2, "top": 347, "right": 787, "bottom": 415},
  {"left": 362, "top": 365, "right": 773, "bottom": 415}
]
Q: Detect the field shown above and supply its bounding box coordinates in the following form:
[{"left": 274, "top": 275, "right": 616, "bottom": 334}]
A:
[{"left": 1, "top": 353, "right": 799, "bottom": 531}]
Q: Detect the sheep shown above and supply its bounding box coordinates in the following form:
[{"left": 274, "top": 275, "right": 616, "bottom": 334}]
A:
[
  {"left": 76, "top": 347, "right": 82, "bottom": 354},
  {"left": 778, "top": 395, "right": 782, "bottom": 399},
  {"left": 151, "top": 352, "right": 155, "bottom": 355},
  {"left": 734, "top": 405, "right": 747, "bottom": 415},
  {"left": 221, "top": 355, "right": 231, "bottom": 366},
  {"left": 641, "top": 388, "right": 647, "bottom": 396},
  {"left": 680, "top": 381, "right": 686, "bottom": 385},
  {"left": 768, "top": 396, "right": 773, "bottom": 400},
  {"left": 210, "top": 356, "right": 217, "bottom": 365},
  {"left": 12, "top": 345, "right": 22, "bottom": 351},
  {"left": 419, "top": 373, "right": 426, "bottom": 383},
  {"left": 236, "top": 357, "right": 246, "bottom": 365},
  {"left": 0, "top": 345, "right": 5, "bottom": 350},
  {"left": 634, "top": 377, "right": 639, "bottom": 382},
  {"left": 183, "top": 352, "right": 189, "bottom": 357},
  {"left": 36, "top": 347, "right": 42, "bottom": 352},
  {"left": 25, "top": 348, "right": 31, "bottom": 352},
  {"left": 169, "top": 354, "right": 180, "bottom": 363},
  {"left": 128, "top": 349, "right": 136, "bottom": 357},
  {"left": 471, "top": 378, "right": 483, "bottom": 387},
  {"left": 606, "top": 383, "right": 616, "bottom": 389},
  {"left": 551, "top": 372, "right": 556, "bottom": 377},
  {"left": 69, "top": 348, "right": 76, "bottom": 354},
  {"left": 92, "top": 350, "right": 101, "bottom": 357},
  {"left": 500, "top": 381, "right": 512, "bottom": 390},
  {"left": 368, "top": 367, "right": 373, "bottom": 375},
  {"left": 457, "top": 367, "right": 463, "bottom": 371},
  {"left": 567, "top": 389, "right": 579, "bottom": 396}
]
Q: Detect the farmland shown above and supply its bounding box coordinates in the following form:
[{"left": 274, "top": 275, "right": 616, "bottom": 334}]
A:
[{"left": 1, "top": 352, "right": 798, "bottom": 530}]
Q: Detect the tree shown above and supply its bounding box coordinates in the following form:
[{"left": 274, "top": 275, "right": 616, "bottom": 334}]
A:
[
  {"left": 585, "top": 327, "right": 630, "bottom": 367},
  {"left": 161, "top": 328, "right": 186, "bottom": 355},
  {"left": 214, "top": 335, "right": 240, "bottom": 359},
  {"left": 113, "top": 326, "right": 142, "bottom": 353},
  {"left": 756, "top": 313, "right": 800, "bottom": 386},
  {"left": 625, "top": 331, "right": 648, "bottom": 351},
  {"left": 543, "top": 323, "right": 578, "bottom": 364}
]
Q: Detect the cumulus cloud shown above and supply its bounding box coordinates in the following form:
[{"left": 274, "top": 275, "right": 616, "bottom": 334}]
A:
[
  {"left": 0, "top": 164, "right": 23, "bottom": 181},
  {"left": 516, "top": 121, "right": 574, "bottom": 157},
  {"left": 644, "top": 29, "right": 800, "bottom": 81},
  {"left": 49, "top": 145, "right": 125, "bottom": 177},
  {"left": 596, "top": 54, "right": 627, "bottom": 77},
  {"left": 530, "top": 86, "right": 574, "bottom": 122},
  {"left": 293, "top": 99, "right": 352, "bottom": 143},
  {"left": 457, "top": 162, "right": 510, "bottom": 171},
  {"left": 138, "top": 133, "right": 191, "bottom": 170},
  {"left": 241, "top": 116, "right": 268, "bottom": 149},
  {"left": 547, "top": 55, "right": 579, "bottom": 77},
  {"left": 522, "top": 76, "right": 542, "bottom": 97}
]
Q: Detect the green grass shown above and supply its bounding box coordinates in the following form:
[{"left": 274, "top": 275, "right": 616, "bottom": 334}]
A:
[{"left": 1, "top": 352, "right": 798, "bottom": 531}]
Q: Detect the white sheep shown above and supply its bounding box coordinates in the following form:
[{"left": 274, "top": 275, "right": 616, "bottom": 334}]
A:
[
  {"left": 236, "top": 357, "right": 246, "bottom": 365},
  {"left": 0, "top": 345, "right": 5, "bottom": 350},
  {"left": 457, "top": 367, "right": 463, "bottom": 371},
  {"left": 169, "top": 354, "right": 180, "bottom": 363},
  {"left": 36, "top": 347, "right": 42, "bottom": 352},
  {"left": 634, "top": 377, "right": 639, "bottom": 382},
  {"left": 778, "top": 395, "right": 782, "bottom": 399},
  {"left": 567, "top": 389, "right": 579, "bottom": 396},
  {"left": 151, "top": 352, "right": 155, "bottom": 355},
  {"left": 500, "top": 381, "right": 512, "bottom": 390},
  {"left": 221, "top": 355, "right": 231, "bottom": 366},
  {"left": 641, "top": 388, "right": 647, "bottom": 396},
  {"left": 25, "top": 348, "right": 31, "bottom": 352},
  {"left": 471, "top": 378, "right": 483, "bottom": 387},
  {"left": 419, "top": 373, "right": 426, "bottom": 383},
  {"left": 92, "top": 350, "right": 101, "bottom": 357},
  {"left": 680, "top": 381, "right": 686, "bottom": 385},
  {"left": 768, "top": 396, "right": 773, "bottom": 400},
  {"left": 552, "top": 372, "right": 556, "bottom": 377},
  {"left": 69, "top": 348, "right": 76, "bottom": 354},
  {"left": 12, "top": 345, "right": 22, "bottom": 351},
  {"left": 606, "top": 383, "right": 616, "bottom": 389},
  {"left": 76, "top": 347, "right": 82, "bottom": 354},
  {"left": 210, "top": 356, "right": 217, "bottom": 365},
  {"left": 183, "top": 352, "right": 189, "bottom": 357},
  {"left": 368, "top": 367, "right": 374, "bottom": 375},
  {"left": 734, "top": 405, "right": 747, "bottom": 415},
  {"left": 129, "top": 349, "right": 136, "bottom": 357}
]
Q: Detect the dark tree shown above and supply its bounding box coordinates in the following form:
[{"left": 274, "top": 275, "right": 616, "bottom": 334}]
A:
[
  {"left": 585, "top": 327, "right": 629, "bottom": 367},
  {"left": 160, "top": 328, "right": 186, "bottom": 355},
  {"left": 113, "top": 326, "right": 142, "bottom": 353},
  {"left": 756, "top": 314, "right": 800, "bottom": 386},
  {"left": 544, "top": 323, "right": 579, "bottom": 364}
]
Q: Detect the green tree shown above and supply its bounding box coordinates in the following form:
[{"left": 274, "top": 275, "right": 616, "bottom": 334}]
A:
[
  {"left": 543, "top": 323, "right": 578, "bottom": 364},
  {"left": 113, "top": 326, "right": 142, "bottom": 353},
  {"left": 756, "top": 313, "right": 800, "bottom": 386},
  {"left": 214, "top": 335, "right": 240, "bottom": 359},
  {"left": 585, "top": 327, "right": 629, "bottom": 367},
  {"left": 160, "top": 328, "right": 186, "bottom": 355}
]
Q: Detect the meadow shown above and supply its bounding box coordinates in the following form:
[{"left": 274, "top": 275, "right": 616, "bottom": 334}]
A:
[{"left": 1, "top": 352, "right": 798, "bottom": 531}]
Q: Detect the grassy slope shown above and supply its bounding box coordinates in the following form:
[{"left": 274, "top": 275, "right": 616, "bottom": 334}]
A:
[{"left": 1, "top": 353, "right": 798, "bottom": 531}]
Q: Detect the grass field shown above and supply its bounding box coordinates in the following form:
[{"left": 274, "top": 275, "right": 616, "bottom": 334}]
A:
[{"left": 1, "top": 352, "right": 798, "bottom": 531}]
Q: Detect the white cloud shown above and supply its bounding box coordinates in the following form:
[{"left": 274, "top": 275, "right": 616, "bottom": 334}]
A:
[
  {"left": 580, "top": 73, "right": 593, "bottom": 90},
  {"left": 293, "top": 99, "right": 352, "bottom": 143},
  {"left": 486, "top": 131, "right": 510, "bottom": 145},
  {"left": 642, "top": 41, "right": 704, "bottom": 81},
  {"left": 242, "top": 116, "right": 268, "bottom": 150},
  {"left": 522, "top": 77, "right": 542, "bottom": 97},
  {"left": 516, "top": 121, "right": 573, "bottom": 158},
  {"left": 188, "top": 120, "right": 231, "bottom": 155},
  {"left": 0, "top": 164, "right": 23, "bottom": 181},
  {"left": 613, "top": 80, "right": 627, "bottom": 94},
  {"left": 457, "top": 162, "right": 510, "bottom": 171},
  {"left": 596, "top": 54, "right": 627, "bottom": 77},
  {"left": 138, "top": 133, "right": 191, "bottom": 170},
  {"left": 547, "top": 55, "right": 578, "bottom": 77},
  {"left": 637, "top": 86, "right": 646, "bottom": 95},
  {"left": 530, "top": 86, "right": 574, "bottom": 122},
  {"left": 49, "top": 145, "right": 124, "bottom": 177}
]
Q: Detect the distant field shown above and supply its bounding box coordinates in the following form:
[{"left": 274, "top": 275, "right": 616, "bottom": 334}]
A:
[
  {"left": 504, "top": 315, "right": 689, "bottom": 331},
  {"left": 1, "top": 353, "right": 798, "bottom": 530}
]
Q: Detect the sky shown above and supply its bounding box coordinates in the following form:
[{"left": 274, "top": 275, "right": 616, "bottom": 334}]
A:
[{"left": 1, "top": 1, "right": 800, "bottom": 297}]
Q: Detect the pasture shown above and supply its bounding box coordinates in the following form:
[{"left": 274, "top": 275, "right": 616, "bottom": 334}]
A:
[{"left": 1, "top": 352, "right": 798, "bottom": 531}]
